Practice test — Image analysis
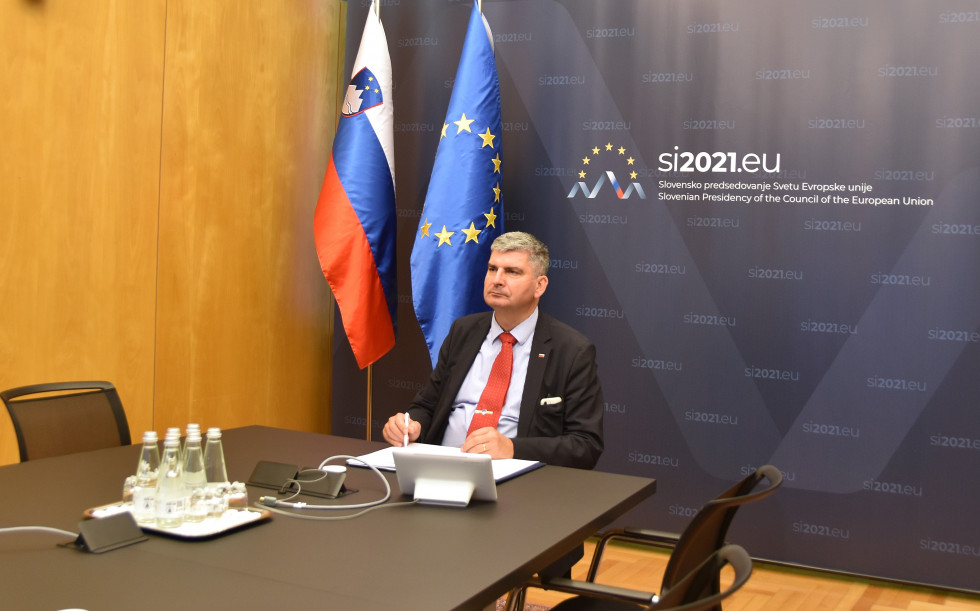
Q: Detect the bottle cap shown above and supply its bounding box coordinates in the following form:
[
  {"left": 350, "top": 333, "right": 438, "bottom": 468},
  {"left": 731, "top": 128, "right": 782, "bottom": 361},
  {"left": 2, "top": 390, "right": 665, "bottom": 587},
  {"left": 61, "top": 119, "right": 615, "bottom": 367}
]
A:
[{"left": 142, "top": 431, "right": 158, "bottom": 443}]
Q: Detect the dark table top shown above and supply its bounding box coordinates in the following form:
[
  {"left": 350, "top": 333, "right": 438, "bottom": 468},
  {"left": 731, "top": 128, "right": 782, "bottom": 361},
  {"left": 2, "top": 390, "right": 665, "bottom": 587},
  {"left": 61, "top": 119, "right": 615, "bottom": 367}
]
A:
[{"left": 0, "top": 425, "right": 656, "bottom": 610}]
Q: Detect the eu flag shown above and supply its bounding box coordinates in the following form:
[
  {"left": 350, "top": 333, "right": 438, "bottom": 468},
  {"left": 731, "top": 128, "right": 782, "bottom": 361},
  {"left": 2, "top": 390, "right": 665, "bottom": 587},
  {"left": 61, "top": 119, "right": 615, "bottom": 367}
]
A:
[{"left": 411, "top": 0, "right": 504, "bottom": 367}]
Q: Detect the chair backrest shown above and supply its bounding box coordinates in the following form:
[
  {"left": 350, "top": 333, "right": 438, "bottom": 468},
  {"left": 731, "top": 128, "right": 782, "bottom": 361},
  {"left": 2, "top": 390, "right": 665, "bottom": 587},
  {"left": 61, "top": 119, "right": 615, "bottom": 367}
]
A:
[
  {"left": 659, "top": 465, "right": 781, "bottom": 606},
  {"left": 1, "top": 381, "right": 132, "bottom": 461},
  {"left": 653, "top": 544, "right": 753, "bottom": 611}
]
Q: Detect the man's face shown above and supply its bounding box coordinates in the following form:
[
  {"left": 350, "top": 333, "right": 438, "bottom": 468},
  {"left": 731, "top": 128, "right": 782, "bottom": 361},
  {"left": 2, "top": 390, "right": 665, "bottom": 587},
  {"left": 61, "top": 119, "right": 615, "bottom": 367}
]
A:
[{"left": 483, "top": 249, "right": 548, "bottom": 319}]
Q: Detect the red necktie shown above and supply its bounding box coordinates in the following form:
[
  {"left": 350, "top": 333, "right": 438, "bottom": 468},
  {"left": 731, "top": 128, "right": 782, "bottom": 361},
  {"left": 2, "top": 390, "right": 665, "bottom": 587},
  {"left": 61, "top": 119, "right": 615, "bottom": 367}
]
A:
[{"left": 467, "top": 332, "right": 517, "bottom": 435}]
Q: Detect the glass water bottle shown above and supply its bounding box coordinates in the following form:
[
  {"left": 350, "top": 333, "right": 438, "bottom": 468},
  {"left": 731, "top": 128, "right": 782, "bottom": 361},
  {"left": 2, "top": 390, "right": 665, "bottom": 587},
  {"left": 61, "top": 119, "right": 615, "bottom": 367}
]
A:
[
  {"left": 182, "top": 431, "right": 207, "bottom": 522},
  {"left": 155, "top": 437, "right": 185, "bottom": 528},
  {"left": 132, "top": 431, "right": 160, "bottom": 525},
  {"left": 204, "top": 427, "right": 229, "bottom": 484}
]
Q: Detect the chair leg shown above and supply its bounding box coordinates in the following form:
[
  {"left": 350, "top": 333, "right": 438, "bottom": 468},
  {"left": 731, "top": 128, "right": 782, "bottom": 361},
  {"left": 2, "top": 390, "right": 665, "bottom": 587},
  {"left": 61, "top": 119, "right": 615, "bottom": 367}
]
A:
[
  {"left": 504, "top": 585, "right": 526, "bottom": 611},
  {"left": 586, "top": 531, "right": 622, "bottom": 581}
]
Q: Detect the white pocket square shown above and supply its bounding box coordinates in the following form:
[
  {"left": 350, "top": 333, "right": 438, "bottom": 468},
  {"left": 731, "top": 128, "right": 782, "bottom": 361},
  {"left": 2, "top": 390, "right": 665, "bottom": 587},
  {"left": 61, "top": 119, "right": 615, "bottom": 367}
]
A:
[{"left": 539, "top": 396, "right": 562, "bottom": 405}]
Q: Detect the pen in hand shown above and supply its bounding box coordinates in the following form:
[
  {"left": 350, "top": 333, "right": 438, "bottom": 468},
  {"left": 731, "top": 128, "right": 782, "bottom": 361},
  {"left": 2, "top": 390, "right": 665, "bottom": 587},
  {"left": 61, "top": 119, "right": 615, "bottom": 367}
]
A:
[{"left": 403, "top": 412, "right": 410, "bottom": 447}]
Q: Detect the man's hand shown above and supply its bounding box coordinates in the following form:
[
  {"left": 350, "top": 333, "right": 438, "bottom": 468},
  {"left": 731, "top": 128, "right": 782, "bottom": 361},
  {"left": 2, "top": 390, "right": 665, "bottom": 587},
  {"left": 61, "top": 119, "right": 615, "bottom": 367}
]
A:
[
  {"left": 461, "top": 427, "right": 514, "bottom": 459},
  {"left": 382, "top": 412, "right": 421, "bottom": 447}
]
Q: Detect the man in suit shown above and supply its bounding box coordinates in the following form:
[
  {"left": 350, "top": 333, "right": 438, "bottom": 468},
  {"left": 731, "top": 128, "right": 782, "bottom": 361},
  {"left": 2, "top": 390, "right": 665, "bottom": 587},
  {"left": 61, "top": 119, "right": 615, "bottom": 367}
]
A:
[{"left": 382, "top": 231, "right": 603, "bottom": 470}]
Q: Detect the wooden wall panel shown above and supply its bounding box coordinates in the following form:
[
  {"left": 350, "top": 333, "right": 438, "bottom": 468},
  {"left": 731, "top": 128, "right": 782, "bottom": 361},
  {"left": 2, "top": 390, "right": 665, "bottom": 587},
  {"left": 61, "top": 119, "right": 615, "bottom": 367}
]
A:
[
  {"left": 0, "top": 1, "right": 343, "bottom": 466},
  {"left": 153, "top": 1, "right": 342, "bottom": 434},
  {"left": 0, "top": 1, "right": 166, "bottom": 465}
]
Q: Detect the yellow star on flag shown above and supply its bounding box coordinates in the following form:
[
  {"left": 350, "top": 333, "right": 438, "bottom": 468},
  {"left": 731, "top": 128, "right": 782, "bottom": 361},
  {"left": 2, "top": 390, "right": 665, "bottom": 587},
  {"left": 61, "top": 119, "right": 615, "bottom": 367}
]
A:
[
  {"left": 440, "top": 123, "right": 448, "bottom": 139},
  {"left": 435, "top": 225, "right": 454, "bottom": 246},
  {"left": 493, "top": 183, "right": 501, "bottom": 202},
  {"left": 454, "top": 113, "right": 475, "bottom": 134},
  {"left": 420, "top": 219, "right": 432, "bottom": 237},
  {"left": 484, "top": 207, "right": 498, "bottom": 228},
  {"left": 492, "top": 153, "right": 502, "bottom": 173},
  {"left": 479, "top": 128, "right": 496, "bottom": 148},
  {"left": 462, "top": 222, "right": 481, "bottom": 243}
]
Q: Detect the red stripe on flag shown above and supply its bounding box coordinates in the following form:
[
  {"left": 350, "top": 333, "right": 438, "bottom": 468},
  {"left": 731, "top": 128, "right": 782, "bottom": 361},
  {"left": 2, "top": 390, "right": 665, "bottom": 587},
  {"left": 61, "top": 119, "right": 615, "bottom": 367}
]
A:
[{"left": 314, "top": 156, "right": 395, "bottom": 368}]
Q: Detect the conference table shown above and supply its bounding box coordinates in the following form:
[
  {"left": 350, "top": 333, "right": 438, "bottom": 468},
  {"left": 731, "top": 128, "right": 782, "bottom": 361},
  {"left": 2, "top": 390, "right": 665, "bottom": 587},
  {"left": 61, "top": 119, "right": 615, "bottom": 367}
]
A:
[{"left": 0, "top": 426, "right": 656, "bottom": 610}]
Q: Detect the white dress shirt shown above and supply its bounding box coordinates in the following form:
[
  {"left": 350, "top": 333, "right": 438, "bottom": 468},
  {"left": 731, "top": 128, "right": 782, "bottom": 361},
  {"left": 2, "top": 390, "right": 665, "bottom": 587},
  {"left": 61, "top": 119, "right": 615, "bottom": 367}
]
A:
[{"left": 440, "top": 308, "right": 538, "bottom": 448}]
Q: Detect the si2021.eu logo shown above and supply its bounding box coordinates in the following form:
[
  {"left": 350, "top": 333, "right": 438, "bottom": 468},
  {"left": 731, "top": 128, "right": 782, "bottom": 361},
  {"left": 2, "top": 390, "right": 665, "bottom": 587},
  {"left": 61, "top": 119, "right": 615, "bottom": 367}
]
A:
[{"left": 567, "top": 143, "right": 647, "bottom": 199}]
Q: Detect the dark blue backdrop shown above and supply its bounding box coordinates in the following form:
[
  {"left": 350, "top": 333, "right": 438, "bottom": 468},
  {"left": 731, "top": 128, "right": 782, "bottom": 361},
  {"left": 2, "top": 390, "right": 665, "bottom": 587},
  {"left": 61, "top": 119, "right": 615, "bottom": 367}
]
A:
[{"left": 331, "top": 0, "right": 980, "bottom": 592}]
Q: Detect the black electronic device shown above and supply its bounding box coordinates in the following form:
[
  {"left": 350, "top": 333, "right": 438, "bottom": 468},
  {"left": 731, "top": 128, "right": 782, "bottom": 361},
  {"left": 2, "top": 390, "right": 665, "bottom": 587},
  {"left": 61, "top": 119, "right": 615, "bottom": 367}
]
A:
[
  {"left": 67, "top": 512, "right": 147, "bottom": 553},
  {"left": 247, "top": 460, "right": 354, "bottom": 499}
]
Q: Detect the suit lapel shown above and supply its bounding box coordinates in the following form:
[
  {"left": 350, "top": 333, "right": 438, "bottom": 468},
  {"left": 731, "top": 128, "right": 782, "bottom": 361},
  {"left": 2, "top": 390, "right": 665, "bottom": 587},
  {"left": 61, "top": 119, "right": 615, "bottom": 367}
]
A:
[
  {"left": 518, "top": 314, "right": 552, "bottom": 437},
  {"left": 442, "top": 314, "right": 492, "bottom": 409}
]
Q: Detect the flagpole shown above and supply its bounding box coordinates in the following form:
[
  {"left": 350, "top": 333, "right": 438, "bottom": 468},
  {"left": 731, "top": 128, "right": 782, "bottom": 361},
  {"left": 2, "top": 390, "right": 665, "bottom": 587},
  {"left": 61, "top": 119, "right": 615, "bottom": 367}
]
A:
[{"left": 366, "top": 364, "right": 373, "bottom": 441}]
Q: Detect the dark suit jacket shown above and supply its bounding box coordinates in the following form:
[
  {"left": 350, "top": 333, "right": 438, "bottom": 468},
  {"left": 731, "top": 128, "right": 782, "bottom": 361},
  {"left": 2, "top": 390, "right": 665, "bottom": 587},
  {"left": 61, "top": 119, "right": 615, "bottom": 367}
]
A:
[{"left": 408, "top": 311, "right": 604, "bottom": 469}]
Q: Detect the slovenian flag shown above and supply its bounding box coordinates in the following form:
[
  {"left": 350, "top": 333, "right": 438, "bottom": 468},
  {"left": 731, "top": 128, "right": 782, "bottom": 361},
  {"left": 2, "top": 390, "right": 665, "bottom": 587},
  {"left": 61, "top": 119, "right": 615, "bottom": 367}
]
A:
[
  {"left": 411, "top": 0, "right": 505, "bottom": 367},
  {"left": 314, "top": 1, "right": 396, "bottom": 369}
]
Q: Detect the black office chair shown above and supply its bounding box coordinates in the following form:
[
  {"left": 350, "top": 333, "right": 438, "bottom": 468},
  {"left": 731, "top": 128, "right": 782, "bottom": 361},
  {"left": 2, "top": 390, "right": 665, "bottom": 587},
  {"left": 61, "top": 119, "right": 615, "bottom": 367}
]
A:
[
  {"left": 1, "top": 381, "right": 132, "bottom": 461},
  {"left": 506, "top": 465, "right": 782, "bottom": 611},
  {"left": 528, "top": 544, "right": 753, "bottom": 611}
]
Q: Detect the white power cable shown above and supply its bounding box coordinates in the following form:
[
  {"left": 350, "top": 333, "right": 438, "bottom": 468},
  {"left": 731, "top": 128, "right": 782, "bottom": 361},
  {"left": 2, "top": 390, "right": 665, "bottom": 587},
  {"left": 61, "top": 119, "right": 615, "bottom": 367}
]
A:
[{"left": 0, "top": 526, "right": 78, "bottom": 538}]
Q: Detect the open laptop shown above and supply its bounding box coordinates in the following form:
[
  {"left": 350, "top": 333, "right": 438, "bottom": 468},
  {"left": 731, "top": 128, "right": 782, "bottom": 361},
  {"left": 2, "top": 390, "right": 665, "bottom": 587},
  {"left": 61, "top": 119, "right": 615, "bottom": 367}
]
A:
[{"left": 392, "top": 448, "right": 497, "bottom": 507}]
